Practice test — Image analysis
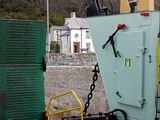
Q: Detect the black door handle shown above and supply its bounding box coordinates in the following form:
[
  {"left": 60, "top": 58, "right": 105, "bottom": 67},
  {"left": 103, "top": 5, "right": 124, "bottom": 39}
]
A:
[{"left": 42, "top": 56, "right": 46, "bottom": 72}]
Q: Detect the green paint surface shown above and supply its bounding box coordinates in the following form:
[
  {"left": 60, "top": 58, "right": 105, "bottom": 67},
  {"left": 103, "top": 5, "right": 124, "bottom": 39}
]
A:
[
  {"left": 0, "top": 19, "right": 46, "bottom": 64},
  {"left": 0, "top": 19, "right": 46, "bottom": 120}
]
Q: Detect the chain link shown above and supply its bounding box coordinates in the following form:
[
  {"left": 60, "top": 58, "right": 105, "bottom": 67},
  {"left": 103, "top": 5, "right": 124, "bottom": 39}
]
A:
[{"left": 83, "top": 63, "right": 100, "bottom": 115}]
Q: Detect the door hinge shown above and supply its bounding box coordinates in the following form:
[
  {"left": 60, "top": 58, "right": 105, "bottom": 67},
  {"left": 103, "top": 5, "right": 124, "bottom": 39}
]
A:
[{"left": 139, "top": 47, "right": 146, "bottom": 53}]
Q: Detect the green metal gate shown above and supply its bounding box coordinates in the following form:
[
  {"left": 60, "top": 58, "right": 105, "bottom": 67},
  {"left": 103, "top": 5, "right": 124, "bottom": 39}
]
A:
[{"left": 0, "top": 19, "right": 46, "bottom": 120}]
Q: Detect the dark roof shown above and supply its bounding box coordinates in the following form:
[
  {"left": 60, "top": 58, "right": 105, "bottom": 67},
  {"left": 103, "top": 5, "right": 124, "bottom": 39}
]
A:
[
  {"left": 60, "top": 31, "right": 70, "bottom": 37},
  {"left": 51, "top": 25, "right": 69, "bottom": 30},
  {"left": 65, "top": 18, "right": 88, "bottom": 29}
]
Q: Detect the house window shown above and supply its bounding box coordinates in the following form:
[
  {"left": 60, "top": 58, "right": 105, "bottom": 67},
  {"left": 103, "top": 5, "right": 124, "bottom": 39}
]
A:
[
  {"left": 86, "top": 31, "right": 91, "bottom": 39},
  {"left": 86, "top": 42, "right": 91, "bottom": 52},
  {"left": 74, "top": 33, "right": 79, "bottom": 38}
]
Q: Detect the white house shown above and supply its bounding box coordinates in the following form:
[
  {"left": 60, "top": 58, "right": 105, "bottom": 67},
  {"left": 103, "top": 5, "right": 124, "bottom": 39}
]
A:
[
  {"left": 50, "top": 26, "right": 70, "bottom": 53},
  {"left": 50, "top": 12, "right": 94, "bottom": 53}
]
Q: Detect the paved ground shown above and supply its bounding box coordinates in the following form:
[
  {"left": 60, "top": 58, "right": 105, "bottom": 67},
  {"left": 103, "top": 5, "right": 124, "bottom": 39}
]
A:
[{"left": 45, "top": 66, "right": 109, "bottom": 119}]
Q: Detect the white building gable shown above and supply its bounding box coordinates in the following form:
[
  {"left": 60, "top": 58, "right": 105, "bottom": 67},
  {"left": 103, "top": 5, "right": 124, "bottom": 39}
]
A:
[{"left": 50, "top": 12, "right": 94, "bottom": 53}]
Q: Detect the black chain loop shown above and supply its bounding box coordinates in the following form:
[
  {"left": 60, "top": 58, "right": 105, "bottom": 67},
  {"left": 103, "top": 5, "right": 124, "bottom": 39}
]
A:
[{"left": 83, "top": 63, "right": 100, "bottom": 115}]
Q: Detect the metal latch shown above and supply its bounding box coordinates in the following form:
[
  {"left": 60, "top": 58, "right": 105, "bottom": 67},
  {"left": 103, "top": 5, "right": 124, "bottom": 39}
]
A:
[
  {"left": 137, "top": 98, "right": 145, "bottom": 105},
  {"left": 139, "top": 47, "right": 146, "bottom": 53},
  {"left": 42, "top": 56, "right": 46, "bottom": 72},
  {"left": 102, "top": 24, "right": 126, "bottom": 58}
]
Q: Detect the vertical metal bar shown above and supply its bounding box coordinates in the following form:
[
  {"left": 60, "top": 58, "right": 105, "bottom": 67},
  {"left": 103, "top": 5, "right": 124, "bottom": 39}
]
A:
[{"left": 46, "top": 0, "right": 50, "bottom": 62}]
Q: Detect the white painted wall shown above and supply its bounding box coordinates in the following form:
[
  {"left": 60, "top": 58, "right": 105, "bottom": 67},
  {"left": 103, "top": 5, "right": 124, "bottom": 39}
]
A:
[
  {"left": 81, "top": 29, "right": 94, "bottom": 53},
  {"left": 61, "top": 35, "right": 71, "bottom": 53},
  {"left": 50, "top": 28, "right": 71, "bottom": 53},
  {"left": 70, "top": 29, "right": 94, "bottom": 53},
  {"left": 50, "top": 27, "right": 56, "bottom": 41},
  {"left": 50, "top": 26, "right": 95, "bottom": 53},
  {"left": 70, "top": 29, "right": 81, "bottom": 53},
  {"left": 50, "top": 30, "right": 62, "bottom": 42}
]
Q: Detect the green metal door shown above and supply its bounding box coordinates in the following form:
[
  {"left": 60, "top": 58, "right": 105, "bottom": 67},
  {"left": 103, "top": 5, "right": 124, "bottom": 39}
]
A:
[
  {"left": 0, "top": 66, "right": 44, "bottom": 120},
  {"left": 0, "top": 19, "right": 46, "bottom": 120},
  {"left": 0, "top": 20, "right": 46, "bottom": 64},
  {"left": 115, "top": 31, "right": 145, "bottom": 108}
]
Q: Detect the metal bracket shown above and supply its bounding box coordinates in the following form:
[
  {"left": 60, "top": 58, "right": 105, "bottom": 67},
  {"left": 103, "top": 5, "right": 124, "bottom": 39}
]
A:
[{"left": 139, "top": 47, "right": 146, "bottom": 53}]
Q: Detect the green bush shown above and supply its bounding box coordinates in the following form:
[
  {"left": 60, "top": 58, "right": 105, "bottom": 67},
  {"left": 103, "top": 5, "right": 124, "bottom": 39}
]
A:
[{"left": 50, "top": 41, "right": 58, "bottom": 53}]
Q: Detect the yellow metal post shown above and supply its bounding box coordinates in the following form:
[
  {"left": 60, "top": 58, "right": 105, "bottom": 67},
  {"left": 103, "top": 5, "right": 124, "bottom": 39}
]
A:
[{"left": 156, "top": 34, "right": 160, "bottom": 96}]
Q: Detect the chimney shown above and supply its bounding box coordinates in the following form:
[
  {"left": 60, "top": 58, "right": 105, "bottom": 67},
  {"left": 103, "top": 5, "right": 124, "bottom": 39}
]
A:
[{"left": 71, "top": 12, "right": 76, "bottom": 18}]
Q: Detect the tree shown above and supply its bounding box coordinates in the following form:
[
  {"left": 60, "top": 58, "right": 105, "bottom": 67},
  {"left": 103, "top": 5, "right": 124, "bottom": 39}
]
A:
[
  {"left": 50, "top": 41, "right": 57, "bottom": 53},
  {"left": 49, "top": 12, "right": 64, "bottom": 26}
]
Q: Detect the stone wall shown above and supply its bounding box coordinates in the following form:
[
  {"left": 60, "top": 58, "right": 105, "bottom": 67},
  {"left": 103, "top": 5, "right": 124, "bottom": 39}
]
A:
[
  {"left": 45, "top": 66, "right": 109, "bottom": 119},
  {"left": 48, "top": 53, "right": 97, "bottom": 66}
]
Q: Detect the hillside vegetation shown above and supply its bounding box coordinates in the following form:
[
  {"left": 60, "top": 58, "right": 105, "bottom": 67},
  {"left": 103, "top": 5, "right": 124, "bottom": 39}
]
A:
[
  {"left": 0, "top": 0, "right": 159, "bottom": 26},
  {"left": 0, "top": 0, "right": 87, "bottom": 25}
]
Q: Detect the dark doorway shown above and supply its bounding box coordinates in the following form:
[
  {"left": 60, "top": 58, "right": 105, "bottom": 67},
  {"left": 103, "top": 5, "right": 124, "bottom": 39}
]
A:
[{"left": 73, "top": 42, "right": 80, "bottom": 53}]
